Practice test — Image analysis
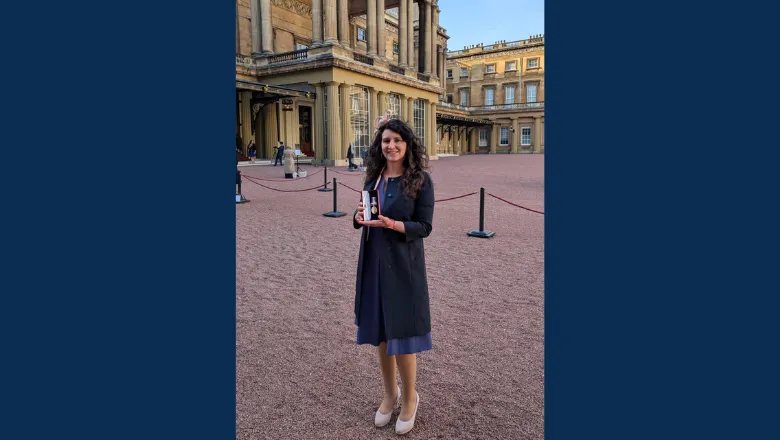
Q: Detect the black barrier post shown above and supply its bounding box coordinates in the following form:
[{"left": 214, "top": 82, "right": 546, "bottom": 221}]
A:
[
  {"left": 236, "top": 171, "right": 249, "bottom": 204},
  {"left": 318, "top": 166, "right": 332, "bottom": 192},
  {"left": 323, "top": 177, "right": 346, "bottom": 217},
  {"left": 467, "top": 187, "right": 494, "bottom": 238}
]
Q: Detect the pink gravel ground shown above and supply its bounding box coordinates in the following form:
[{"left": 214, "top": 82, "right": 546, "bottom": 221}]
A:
[{"left": 236, "top": 154, "right": 544, "bottom": 439}]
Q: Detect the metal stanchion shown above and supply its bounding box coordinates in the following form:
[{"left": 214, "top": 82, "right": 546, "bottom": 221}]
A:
[
  {"left": 318, "top": 166, "right": 332, "bottom": 192},
  {"left": 236, "top": 171, "right": 249, "bottom": 204},
  {"left": 467, "top": 187, "right": 494, "bottom": 238},
  {"left": 323, "top": 178, "right": 346, "bottom": 217}
]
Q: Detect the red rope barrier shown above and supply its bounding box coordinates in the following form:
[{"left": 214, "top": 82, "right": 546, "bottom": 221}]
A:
[
  {"left": 487, "top": 193, "right": 545, "bottom": 215},
  {"left": 243, "top": 175, "right": 324, "bottom": 192},
  {"left": 328, "top": 168, "right": 365, "bottom": 177},
  {"left": 240, "top": 167, "right": 324, "bottom": 182},
  {"left": 336, "top": 182, "right": 478, "bottom": 204},
  {"left": 337, "top": 181, "right": 363, "bottom": 194},
  {"left": 435, "top": 192, "right": 479, "bottom": 203}
]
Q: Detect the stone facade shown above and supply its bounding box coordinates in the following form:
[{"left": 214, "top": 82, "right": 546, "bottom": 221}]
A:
[
  {"left": 436, "top": 35, "right": 545, "bottom": 154},
  {"left": 236, "top": 0, "right": 449, "bottom": 166}
]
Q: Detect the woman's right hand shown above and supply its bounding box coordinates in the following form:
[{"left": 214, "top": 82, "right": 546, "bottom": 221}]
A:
[{"left": 355, "top": 201, "right": 364, "bottom": 222}]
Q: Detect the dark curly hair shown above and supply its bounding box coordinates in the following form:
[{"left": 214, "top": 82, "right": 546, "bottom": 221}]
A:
[{"left": 364, "top": 118, "right": 430, "bottom": 200}]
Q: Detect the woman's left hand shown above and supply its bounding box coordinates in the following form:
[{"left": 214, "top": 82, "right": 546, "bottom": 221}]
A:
[{"left": 358, "top": 215, "right": 395, "bottom": 229}]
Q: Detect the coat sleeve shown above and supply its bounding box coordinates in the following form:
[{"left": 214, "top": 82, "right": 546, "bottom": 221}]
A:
[
  {"left": 401, "top": 172, "right": 434, "bottom": 242},
  {"left": 353, "top": 209, "right": 361, "bottom": 229}
]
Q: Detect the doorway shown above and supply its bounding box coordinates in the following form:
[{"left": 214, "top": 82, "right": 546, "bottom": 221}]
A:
[{"left": 298, "top": 106, "right": 313, "bottom": 156}]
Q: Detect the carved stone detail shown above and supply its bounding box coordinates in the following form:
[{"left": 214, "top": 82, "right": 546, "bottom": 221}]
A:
[{"left": 270, "top": 0, "right": 312, "bottom": 18}]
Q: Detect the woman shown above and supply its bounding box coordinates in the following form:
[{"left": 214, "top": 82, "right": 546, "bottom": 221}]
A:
[
  {"left": 247, "top": 140, "right": 256, "bottom": 163},
  {"left": 353, "top": 117, "right": 434, "bottom": 435}
]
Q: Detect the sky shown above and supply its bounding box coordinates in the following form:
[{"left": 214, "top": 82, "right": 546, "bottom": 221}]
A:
[{"left": 438, "top": 0, "right": 544, "bottom": 51}]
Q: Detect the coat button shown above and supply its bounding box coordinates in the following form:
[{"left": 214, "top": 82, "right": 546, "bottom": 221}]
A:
[{"left": 388, "top": 193, "right": 393, "bottom": 197}]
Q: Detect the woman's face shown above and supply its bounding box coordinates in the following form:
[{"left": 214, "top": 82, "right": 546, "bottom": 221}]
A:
[{"left": 381, "top": 129, "right": 407, "bottom": 164}]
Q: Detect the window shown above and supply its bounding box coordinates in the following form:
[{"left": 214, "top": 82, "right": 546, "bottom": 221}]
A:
[
  {"left": 500, "top": 128, "right": 509, "bottom": 146},
  {"left": 447, "top": 69, "right": 453, "bottom": 79},
  {"left": 413, "top": 99, "right": 426, "bottom": 144},
  {"left": 447, "top": 94, "right": 453, "bottom": 103},
  {"left": 521, "top": 127, "right": 531, "bottom": 146},
  {"left": 527, "top": 58, "right": 539, "bottom": 69},
  {"left": 485, "top": 64, "right": 496, "bottom": 73},
  {"left": 460, "top": 89, "right": 468, "bottom": 106},
  {"left": 479, "top": 129, "right": 488, "bottom": 147},
  {"left": 357, "top": 27, "right": 366, "bottom": 41},
  {"left": 506, "top": 61, "right": 517, "bottom": 71},
  {"left": 387, "top": 94, "right": 401, "bottom": 119},
  {"left": 350, "top": 86, "right": 370, "bottom": 159},
  {"left": 323, "top": 93, "right": 328, "bottom": 150},
  {"left": 485, "top": 88, "right": 495, "bottom": 106},
  {"left": 527, "top": 84, "right": 537, "bottom": 103},
  {"left": 295, "top": 43, "right": 309, "bottom": 51},
  {"left": 505, "top": 86, "right": 516, "bottom": 104},
  {"left": 460, "top": 67, "right": 468, "bottom": 77},
  {"left": 393, "top": 41, "right": 399, "bottom": 54}
]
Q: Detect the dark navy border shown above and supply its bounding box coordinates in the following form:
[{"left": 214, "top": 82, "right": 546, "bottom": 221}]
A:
[
  {"left": 547, "top": 0, "right": 778, "bottom": 439},
  {"left": 3, "top": 1, "right": 235, "bottom": 438}
]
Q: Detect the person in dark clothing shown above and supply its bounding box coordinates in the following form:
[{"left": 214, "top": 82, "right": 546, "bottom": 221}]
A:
[
  {"left": 353, "top": 118, "right": 434, "bottom": 435},
  {"left": 346, "top": 144, "right": 355, "bottom": 170},
  {"left": 247, "top": 140, "right": 256, "bottom": 163},
  {"left": 273, "top": 141, "right": 285, "bottom": 166}
]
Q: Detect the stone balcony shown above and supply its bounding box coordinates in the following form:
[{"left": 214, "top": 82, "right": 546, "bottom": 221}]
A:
[
  {"left": 437, "top": 101, "right": 545, "bottom": 114},
  {"left": 236, "top": 43, "right": 443, "bottom": 94}
]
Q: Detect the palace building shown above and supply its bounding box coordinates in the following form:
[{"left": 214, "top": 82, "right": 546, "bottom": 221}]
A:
[
  {"left": 438, "top": 35, "right": 545, "bottom": 154},
  {"left": 236, "top": 0, "right": 452, "bottom": 165}
]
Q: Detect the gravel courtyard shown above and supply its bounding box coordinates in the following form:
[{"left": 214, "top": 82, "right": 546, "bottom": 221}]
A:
[{"left": 236, "top": 154, "right": 544, "bottom": 440}]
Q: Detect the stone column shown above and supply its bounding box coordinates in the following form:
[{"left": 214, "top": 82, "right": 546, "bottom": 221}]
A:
[
  {"left": 399, "top": 94, "right": 406, "bottom": 120},
  {"left": 262, "top": 104, "right": 279, "bottom": 158},
  {"left": 376, "top": 0, "right": 386, "bottom": 58},
  {"left": 439, "top": 49, "right": 445, "bottom": 90},
  {"left": 448, "top": 128, "right": 455, "bottom": 154},
  {"left": 367, "top": 0, "right": 377, "bottom": 56},
  {"left": 429, "top": 101, "right": 437, "bottom": 158},
  {"left": 399, "top": 0, "right": 408, "bottom": 66},
  {"left": 512, "top": 118, "right": 520, "bottom": 153},
  {"left": 378, "top": 91, "right": 387, "bottom": 118},
  {"left": 407, "top": 97, "right": 414, "bottom": 125},
  {"left": 338, "top": 0, "right": 350, "bottom": 47},
  {"left": 260, "top": 0, "right": 274, "bottom": 54},
  {"left": 424, "top": 0, "right": 432, "bottom": 75},
  {"left": 407, "top": 0, "right": 414, "bottom": 70},
  {"left": 491, "top": 123, "right": 498, "bottom": 154},
  {"left": 534, "top": 116, "right": 542, "bottom": 153},
  {"left": 250, "top": 0, "right": 261, "bottom": 55},
  {"left": 469, "top": 127, "right": 477, "bottom": 154},
  {"left": 240, "top": 92, "right": 253, "bottom": 153},
  {"left": 312, "top": 0, "right": 324, "bottom": 45},
  {"left": 326, "top": 83, "right": 341, "bottom": 161},
  {"left": 314, "top": 84, "right": 326, "bottom": 161},
  {"left": 340, "top": 84, "right": 351, "bottom": 160},
  {"left": 431, "top": 5, "right": 438, "bottom": 79},
  {"left": 324, "top": 0, "right": 338, "bottom": 44},
  {"left": 370, "top": 88, "right": 379, "bottom": 137}
]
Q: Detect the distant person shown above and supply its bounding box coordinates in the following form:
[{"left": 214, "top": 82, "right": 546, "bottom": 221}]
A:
[
  {"left": 353, "top": 117, "right": 434, "bottom": 435},
  {"left": 346, "top": 144, "right": 355, "bottom": 170},
  {"left": 274, "top": 141, "right": 285, "bottom": 166},
  {"left": 247, "top": 140, "right": 256, "bottom": 163}
]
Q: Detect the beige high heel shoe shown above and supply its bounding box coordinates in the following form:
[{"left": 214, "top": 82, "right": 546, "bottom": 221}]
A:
[
  {"left": 374, "top": 385, "right": 401, "bottom": 427},
  {"left": 395, "top": 392, "right": 419, "bottom": 435}
]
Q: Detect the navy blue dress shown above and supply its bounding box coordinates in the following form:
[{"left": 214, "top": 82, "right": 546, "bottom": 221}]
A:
[{"left": 356, "top": 177, "right": 433, "bottom": 356}]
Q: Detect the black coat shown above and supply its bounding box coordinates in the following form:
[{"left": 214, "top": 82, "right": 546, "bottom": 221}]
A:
[{"left": 353, "top": 172, "right": 435, "bottom": 340}]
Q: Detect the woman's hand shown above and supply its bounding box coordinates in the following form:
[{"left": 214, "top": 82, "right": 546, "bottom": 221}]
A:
[
  {"left": 355, "top": 201, "right": 364, "bottom": 223},
  {"left": 359, "top": 214, "right": 396, "bottom": 230}
]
